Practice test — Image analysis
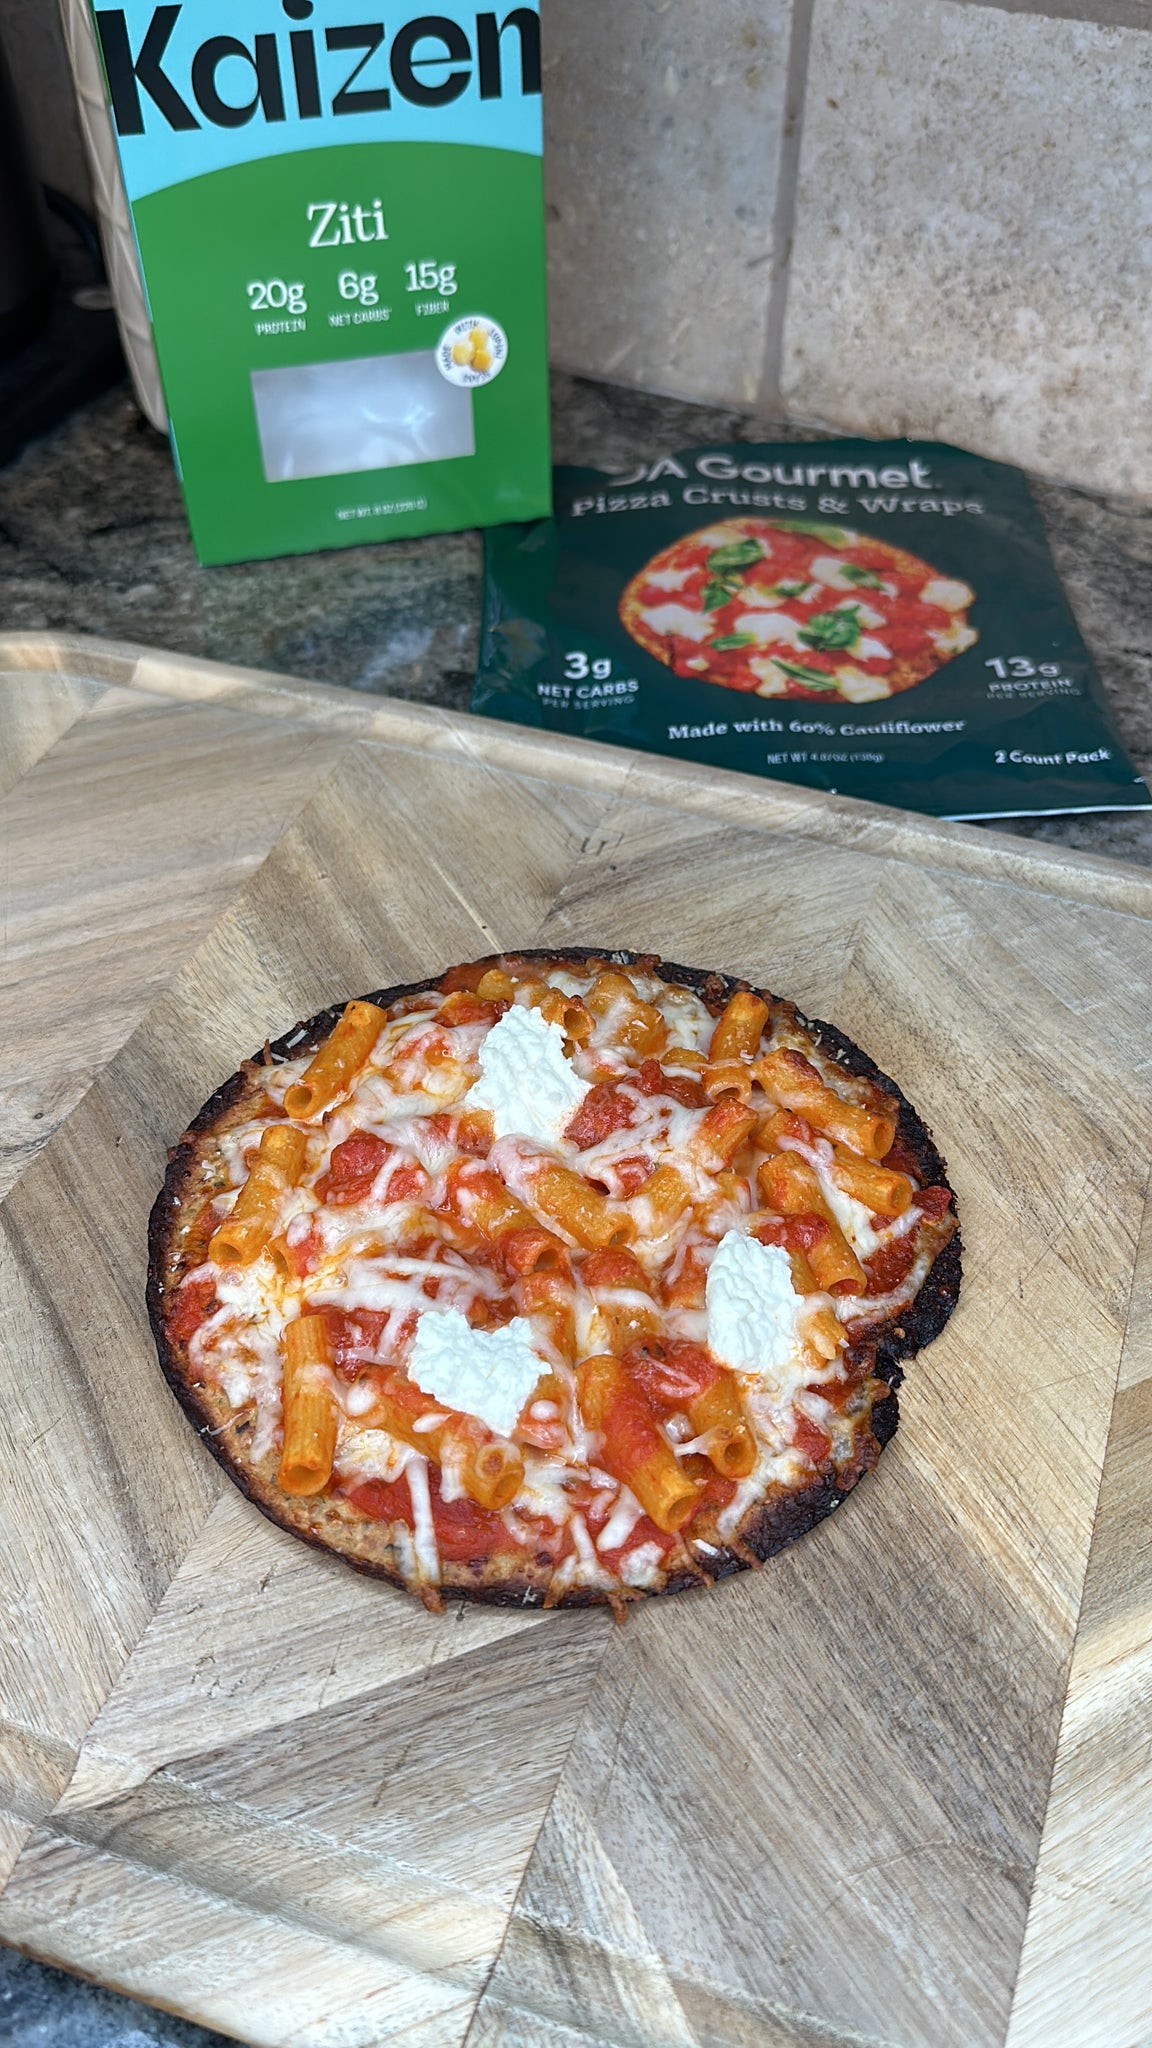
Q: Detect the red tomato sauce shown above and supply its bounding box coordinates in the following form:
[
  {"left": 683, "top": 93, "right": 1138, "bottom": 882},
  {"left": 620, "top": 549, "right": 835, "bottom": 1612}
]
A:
[
  {"left": 170, "top": 1276, "right": 218, "bottom": 1343},
  {"left": 607, "top": 1155, "right": 655, "bottom": 1197},
  {"left": 345, "top": 1474, "right": 411, "bottom": 1522},
  {"left": 343, "top": 1466, "right": 522, "bottom": 1561},
  {"left": 428, "top": 1471, "right": 522, "bottom": 1560}
]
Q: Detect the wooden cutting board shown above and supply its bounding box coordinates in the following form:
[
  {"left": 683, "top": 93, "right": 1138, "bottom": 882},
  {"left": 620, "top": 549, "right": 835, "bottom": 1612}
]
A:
[{"left": 0, "top": 631, "right": 1148, "bottom": 2048}]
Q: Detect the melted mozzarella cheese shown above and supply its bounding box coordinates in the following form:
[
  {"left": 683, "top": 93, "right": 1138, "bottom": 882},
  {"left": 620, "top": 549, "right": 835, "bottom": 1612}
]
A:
[
  {"left": 408, "top": 1308, "right": 544, "bottom": 1438},
  {"left": 640, "top": 603, "right": 714, "bottom": 643},
  {"left": 335, "top": 1426, "right": 412, "bottom": 1482},
  {"left": 834, "top": 598, "right": 885, "bottom": 630},
  {"left": 731, "top": 610, "right": 809, "bottom": 650},
  {"left": 808, "top": 551, "right": 865, "bottom": 591},
  {"left": 750, "top": 659, "right": 790, "bottom": 696},
  {"left": 213, "top": 1261, "right": 290, "bottom": 1334},
  {"left": 705, "top": 1231, "right": 803, "bottom": 1390},
  {"left": 643, "top": 565, "right": 692, "bottom": 591},
  {"left": 857, "top": 634, "right": 894, "bottom": 662},
  {"left": 695, "top": 524, "right": 760, "bottom": 549},
  {"left": 934, "top": 619, "right": 978, "bottom": 656},
  {"left": 596, "top": 1487, "right": 645, "bottom": 1552},
  {"left": 189, "top": 958, "right": 937, "bottom": 1594},
  {"left": 660, "top": 985, "right": 715, "bottom": 1053},
  {"left": 467, "top": 1003, "right": 589, "bottom": 1147},
  {"left": 921, "top": 576, "right": 973, "bottom": 612},
  {"left": 405, "top": 1454, "right": 440, "bottom": 1581},
  {"left": 835, "top": 665, "right": 893, "bottom": 702},
  {"left": 620, "top": 1541, "right": 666, "bottom": 1587}
]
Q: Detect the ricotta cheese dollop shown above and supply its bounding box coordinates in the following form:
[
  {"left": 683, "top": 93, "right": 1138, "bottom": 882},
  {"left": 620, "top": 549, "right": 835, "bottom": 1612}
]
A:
[
  {"left": 408, "top": 1307, "right": 545, "bottom": 1439},
  {"left": 706, "top": 1230, "right": 803, "bottom": 1387},
  {"left": 467, "top": 1001, "right": 589, "bottom": 1147}
]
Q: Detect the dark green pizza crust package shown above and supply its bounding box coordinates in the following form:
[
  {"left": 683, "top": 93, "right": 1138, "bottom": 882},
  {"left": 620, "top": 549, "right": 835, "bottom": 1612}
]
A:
[{"left": 472, "top": 439, "right": 1150, "bottom": 821}]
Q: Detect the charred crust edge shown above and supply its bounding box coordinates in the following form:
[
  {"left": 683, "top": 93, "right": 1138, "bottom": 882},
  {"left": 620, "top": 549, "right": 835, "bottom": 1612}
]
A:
[{"left": 147, "top": 947, "right": 960, "bottom": 1611}]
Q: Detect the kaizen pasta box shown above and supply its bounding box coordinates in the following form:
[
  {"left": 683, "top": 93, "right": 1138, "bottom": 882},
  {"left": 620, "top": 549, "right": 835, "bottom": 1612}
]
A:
[
  {"left": 90, "top": 2, "right": 550, "bottom": 564},
  {"left": 473, "top": 440, "right": 1151, "bottom": 821}
]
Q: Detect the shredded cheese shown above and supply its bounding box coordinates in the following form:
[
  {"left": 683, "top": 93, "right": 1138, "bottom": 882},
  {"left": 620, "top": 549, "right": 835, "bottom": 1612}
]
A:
[{"left": 179, "top": 959, "right": 946, "bottom": 1597}]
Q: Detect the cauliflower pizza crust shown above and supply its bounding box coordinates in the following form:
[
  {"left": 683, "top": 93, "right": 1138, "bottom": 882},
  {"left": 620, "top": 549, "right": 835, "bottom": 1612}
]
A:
[
  {"left": 148, "top": 951, "right": 961, "bottom": 1614},
  {"left": 619, "top": 519, "right": 977, "bottom": 704}
]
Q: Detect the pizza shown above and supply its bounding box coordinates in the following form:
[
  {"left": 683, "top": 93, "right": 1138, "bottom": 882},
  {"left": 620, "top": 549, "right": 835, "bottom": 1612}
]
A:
[
  {"left": 148, "top": 951, "right": 960, "bottom": 1615},
  {"left": 619, "top": 519, "right": 977, "bottom": 704}
]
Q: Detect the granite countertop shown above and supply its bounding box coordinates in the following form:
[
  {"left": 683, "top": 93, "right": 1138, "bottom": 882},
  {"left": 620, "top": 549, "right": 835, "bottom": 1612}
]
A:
[
  {"left": 2, "top": 370, "right": 1151, "bottom": 865},
  {"left": 0, "top": 372, "right": 1150, "bottom": 2048}
]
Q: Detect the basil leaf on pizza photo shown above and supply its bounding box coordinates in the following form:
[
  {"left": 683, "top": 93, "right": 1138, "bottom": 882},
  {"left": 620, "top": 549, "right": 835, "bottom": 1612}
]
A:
[
  {"left": 706, "top": 537, "right": 764, "bottom": 574},
  {"left": 799, "top": 608, "right": 863, "bottom": 652}
]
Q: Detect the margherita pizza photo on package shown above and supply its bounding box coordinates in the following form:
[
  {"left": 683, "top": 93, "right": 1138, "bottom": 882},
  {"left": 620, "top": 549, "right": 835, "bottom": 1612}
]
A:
[
  {"left": 149, "top": 951, "right": 961, "bottom": 1615},
  {"left": 619, "top": 519, "right": 977, "bottom": 704}
]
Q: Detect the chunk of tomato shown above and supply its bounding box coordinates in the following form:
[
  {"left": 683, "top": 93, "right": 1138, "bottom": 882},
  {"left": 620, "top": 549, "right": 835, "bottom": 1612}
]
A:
[
  {"left": 864, "top": 1234, "right": 918, "bottom": 1295},
  {"left": 635, "top": 1058, "right": 706, "bottom": 1109},
  {"left": 316, "top": 1130, "right": 391, "bottom": 1205},
  {"left": 793, "top": 1416, "right": 832, "bottom": 1466},
  {"left": 610, "top": 1155, "right": 655, "bottom": 1197},
  {"left": 316, "top": 1306, "right": 390, "bottom": 1375},
  {"left": 565, "top": 1083, "right": 635, "bottom": 1148}
]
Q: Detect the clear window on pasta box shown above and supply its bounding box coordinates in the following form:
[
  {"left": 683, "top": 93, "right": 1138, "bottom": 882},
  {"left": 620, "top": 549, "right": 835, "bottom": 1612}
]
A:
[{"left": 472, "top": 439, "right": 1150, "bottom": 822}]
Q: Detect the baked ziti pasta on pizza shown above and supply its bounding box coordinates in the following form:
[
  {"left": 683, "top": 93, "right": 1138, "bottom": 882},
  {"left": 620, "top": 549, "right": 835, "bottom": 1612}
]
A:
[{"left": 149, "top": 951, "right": 960, "bottom": 1613}]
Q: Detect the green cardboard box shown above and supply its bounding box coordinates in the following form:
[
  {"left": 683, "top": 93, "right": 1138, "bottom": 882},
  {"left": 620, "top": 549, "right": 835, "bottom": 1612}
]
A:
[{"left": 92, "top": 2, "right": 551, "bottom": 563}]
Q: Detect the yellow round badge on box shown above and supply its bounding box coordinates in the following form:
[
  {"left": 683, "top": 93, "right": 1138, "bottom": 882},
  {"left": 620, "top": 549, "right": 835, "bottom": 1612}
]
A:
[{"left": 437, "top": 315, "right": 508, "bottom": 387}]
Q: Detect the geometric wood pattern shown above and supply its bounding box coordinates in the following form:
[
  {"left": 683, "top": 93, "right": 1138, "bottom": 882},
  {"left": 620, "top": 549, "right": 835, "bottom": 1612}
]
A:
[{"left": 1, "top": 631, "right": 1149, "bottom": 2048}]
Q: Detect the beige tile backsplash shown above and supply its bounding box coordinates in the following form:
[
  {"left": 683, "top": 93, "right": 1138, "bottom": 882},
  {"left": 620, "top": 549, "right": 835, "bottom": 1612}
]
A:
[
  {"left": 781, "top": 0, "right": 1152, "bottom": 495},
  {"left": 4, "top": 0, "right": 1149, "bottom": 494},
  {"left": 543, "top": 0, "right": 797, "bottom": 407},
  {"left": 543, "top": 0, "right": 1152, "bottom": 494}
]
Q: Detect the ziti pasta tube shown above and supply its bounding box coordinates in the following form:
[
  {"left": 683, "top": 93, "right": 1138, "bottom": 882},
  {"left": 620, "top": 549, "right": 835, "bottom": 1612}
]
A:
[
  {"left": 755, "top": 1048, "right": 896, "bottom": 1160},
  {"left": 516, "top": 1267, "right": 576, "bottom": 1357},
  {"left": 757, "top": 1152, "right": 867, "bottom": 1292},
  {"left": 525, "top": 983, "right": 595, "bottom": 1046},
  {"left": 709, "top": 990, "right": 769, "bottom": 1062},
  {"left": 360, "top": 1365, "right": 524, "bottom": 1512},
  {"left": 582, "top": 1247, "right": 661, "bottom": 1352},
  {"left": 827, "top": 1145, "right": 913, "bottom": 1217},
  {"left": 629, "top": 1342, "right": 756, "bottom": 1481},
  {"left": 687, "top": 1099, "right": 760, "bottom": 1169},
  {"left": 446, "top": 1164, "right": 538, "bottom": 1242},
  {"left": 209, "top": 1122, "right": 307, "bottom": 1267},
  {"left": 703, "top": 1059, "right": 755, "bottom": 1104},
  {"left": 283, "top": 1000, "right": 387, "bottom": 1121},
  {"left": 533, "top": 1165, "right": 636, "bottom": 1249},
  {"left": 577, "top": 1353, "right": 701, "bottom": 1534},
  {"left": 584, "top": 971, "right": 668, "bottom": 1055},
  {"left": 278, "top": 1313, "right": 339, "bottom": 1497},
  {"left": 632, "top": 1163, "right": 693, "bottom": 1237}
]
